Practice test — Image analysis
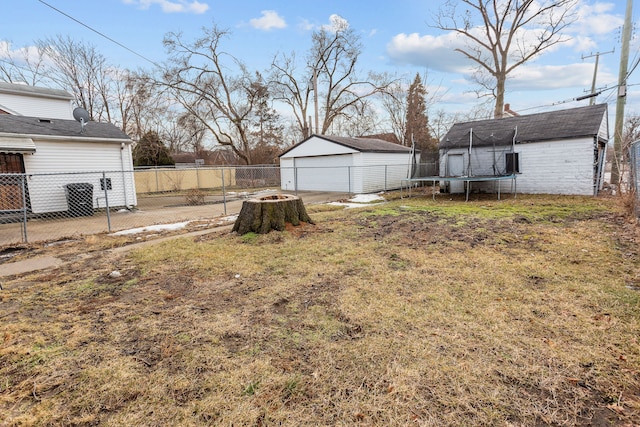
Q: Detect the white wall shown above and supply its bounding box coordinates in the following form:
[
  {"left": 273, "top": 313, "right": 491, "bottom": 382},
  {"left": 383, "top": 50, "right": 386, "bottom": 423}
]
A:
[
  {"left": 440, "top": 138, "right": 596, "bottom": 195},
  {"left": 280, "top": 151, "right": 416, "bottom": 193},
  {"left": 284, "top": 137, "right": 357, "bottom": 157},
  {"left": 354, "top": 152, "right": 416, "bottom": 193},
  {"left": 0, "top": 92, "right": 73, "bottom": 119},
  {"left": 23, "top": 139, "right": 136, "bottom": 213}
]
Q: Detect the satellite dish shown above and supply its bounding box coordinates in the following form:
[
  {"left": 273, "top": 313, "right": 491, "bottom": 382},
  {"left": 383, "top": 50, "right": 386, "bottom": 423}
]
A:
[{"left": 73, "top": 107, "right": 90, "bottom": 133}]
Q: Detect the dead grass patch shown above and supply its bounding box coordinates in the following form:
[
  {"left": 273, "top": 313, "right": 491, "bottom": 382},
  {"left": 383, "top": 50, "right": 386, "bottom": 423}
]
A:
[{"left": 1, "top": 195, "right": 638, "bottom": 426}]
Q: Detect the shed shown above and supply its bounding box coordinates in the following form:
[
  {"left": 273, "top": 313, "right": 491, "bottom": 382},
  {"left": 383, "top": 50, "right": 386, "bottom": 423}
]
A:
[
  {"left": 439, "top": 104, "right": 608, "bottom": 196},
  {"left": 279, "top": 134, "right": 418, "bottom": 193},
  {"left": 0, "top": 115, "right": 136, "bottom": 214}
]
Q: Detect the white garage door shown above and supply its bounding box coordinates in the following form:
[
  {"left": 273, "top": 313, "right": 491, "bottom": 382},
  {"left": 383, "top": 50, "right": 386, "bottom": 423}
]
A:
[{"left": 294, "top": 155, "right": 353, "bottom": 192}]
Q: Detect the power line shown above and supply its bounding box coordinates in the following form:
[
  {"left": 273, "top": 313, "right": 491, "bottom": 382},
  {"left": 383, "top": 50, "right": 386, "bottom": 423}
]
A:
[{"left": 37, "top": 0, "right": 162, "bottom": 68}]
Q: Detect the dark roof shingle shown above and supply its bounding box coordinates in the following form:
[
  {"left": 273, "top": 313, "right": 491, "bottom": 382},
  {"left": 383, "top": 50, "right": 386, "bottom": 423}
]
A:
[
  {"left": 440, "top": 104, "right": 607, "bottom": 149},
  {"left": 0, "top": 115, "right": 131, "bottom": 140}
]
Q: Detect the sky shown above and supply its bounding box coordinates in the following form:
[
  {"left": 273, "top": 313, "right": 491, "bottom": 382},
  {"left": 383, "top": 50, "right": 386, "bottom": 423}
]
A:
[{"left": 1, "top": 0, "right": 639, "bottom": 133}]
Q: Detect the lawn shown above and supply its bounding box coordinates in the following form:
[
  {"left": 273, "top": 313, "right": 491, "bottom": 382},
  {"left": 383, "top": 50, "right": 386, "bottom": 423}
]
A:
[{"left": 1, "top": 194, "right": 639, "bottom": 426}]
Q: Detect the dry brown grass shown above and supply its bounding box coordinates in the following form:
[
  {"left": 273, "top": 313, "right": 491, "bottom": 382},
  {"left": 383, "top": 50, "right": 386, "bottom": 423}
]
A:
[{"left": 1, "top": 194, "right": 639, "bottom": 426}]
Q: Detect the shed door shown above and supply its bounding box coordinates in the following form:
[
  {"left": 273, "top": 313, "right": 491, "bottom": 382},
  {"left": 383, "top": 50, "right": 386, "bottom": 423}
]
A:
[
  {"left": 447, "top": 154, "right": 465, "bottom": 193},
  {"left": 0, "top": 153, "right": 26, "bottom": 211}
]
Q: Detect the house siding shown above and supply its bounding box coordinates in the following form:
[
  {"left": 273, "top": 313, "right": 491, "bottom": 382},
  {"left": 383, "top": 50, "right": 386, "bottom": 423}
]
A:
[
  {"left": 0, "top": 92, "right": 73, "bottom": 120},
  {"left": 22, "top": 139, "right": 136, "bottom": 213}
]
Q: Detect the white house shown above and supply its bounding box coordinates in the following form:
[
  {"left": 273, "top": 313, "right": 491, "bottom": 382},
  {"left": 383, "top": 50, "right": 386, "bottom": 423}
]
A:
[
  {"left": 0, "top": 82, "right": 74, "bottom": 119},
  {"left": 279, "top": 135, "right": 418, "bottom": 194},
  {"left": 0, "top": 114, "right": 136, "bottom": 214},
  {"left": 439, "top": 104, "right": 609, "bottom": 196}
]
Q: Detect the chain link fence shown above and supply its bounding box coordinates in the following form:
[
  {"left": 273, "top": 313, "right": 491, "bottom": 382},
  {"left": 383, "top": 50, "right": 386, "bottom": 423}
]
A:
[{"left": 0, "top": 163, "right": 435, "bottom": 247}]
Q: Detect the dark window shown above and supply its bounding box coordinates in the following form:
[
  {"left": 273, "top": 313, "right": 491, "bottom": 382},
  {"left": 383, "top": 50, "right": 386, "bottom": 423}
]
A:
[
  {"left": 506, "top": 152, "right": 520, "bottom": 174},
  {"left": 100, "top": 177, "right": 112, "bottom": 190}
]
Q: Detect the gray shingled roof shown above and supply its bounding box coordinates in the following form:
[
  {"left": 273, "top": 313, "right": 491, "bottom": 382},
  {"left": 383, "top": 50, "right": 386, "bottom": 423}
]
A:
[
  {"left": 0, "top": 82, "right": 73, "bottom": 100},
  {"left": 440, "top": 104, "right": 607, "bottom": 149},
  {"left": 0, "top": 115, "right": 131, "bottom": 141},
  {"left": 280, "top": 134, "right": 412, "bottom": 157}
]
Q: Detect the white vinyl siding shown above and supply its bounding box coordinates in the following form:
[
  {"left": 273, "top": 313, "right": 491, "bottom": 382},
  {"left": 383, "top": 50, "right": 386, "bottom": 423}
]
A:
[
  {"left": 22, "top": 139, "right": 136, "bottom": 213},
  {"left": 0, "top": 92, "right": 73, "bottom": 120}
]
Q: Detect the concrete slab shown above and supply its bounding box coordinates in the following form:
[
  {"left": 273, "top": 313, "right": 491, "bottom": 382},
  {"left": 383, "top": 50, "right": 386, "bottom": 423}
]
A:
[{"left": 0, "top": 255, "right": 63, "bottom": 277}]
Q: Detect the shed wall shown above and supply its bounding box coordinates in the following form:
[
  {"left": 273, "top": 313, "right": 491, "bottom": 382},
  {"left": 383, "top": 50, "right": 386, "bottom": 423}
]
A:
[{"left": 440, "top": 138, "right": 595, "bottom": 195}]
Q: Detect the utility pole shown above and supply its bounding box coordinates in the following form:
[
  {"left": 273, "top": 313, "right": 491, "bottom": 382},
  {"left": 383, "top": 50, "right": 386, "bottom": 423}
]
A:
[
  {"left": 582, "top": 50, "right": 614, "bottom": 105},
  {"left": 611, "top": 0, "right": 633, "bottom": 187}
]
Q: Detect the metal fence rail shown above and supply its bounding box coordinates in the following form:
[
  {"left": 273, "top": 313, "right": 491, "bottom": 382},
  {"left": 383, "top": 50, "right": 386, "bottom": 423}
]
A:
[{"left": 1, "top": 163, "right": 435, "bottom": 246}]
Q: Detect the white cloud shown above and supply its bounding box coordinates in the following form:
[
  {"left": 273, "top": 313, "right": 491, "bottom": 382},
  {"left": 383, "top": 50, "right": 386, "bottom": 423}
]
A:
[
  {"left": 508, "top": 63, "right": 593, "bottom": 90},
  {"left": 386, "top": 32, "right": 475, "bottom": 73},
  {"left": 297, "top": 19, "right": 315, "bottom": 32},
  {"left": 123, "top": 0, "right": 209, "bottom": 14},
  {"left": 323, "top": 14, "right": 349, "bottom": 32},
  {"left": 300, "top": 14, "right": 350, "bottom": 33},
  {"left": 572, "top": 1, "right": 623, "bottom": 36},
  {"left": 249, "top": 10, "right": 286, "bottom": 31}
]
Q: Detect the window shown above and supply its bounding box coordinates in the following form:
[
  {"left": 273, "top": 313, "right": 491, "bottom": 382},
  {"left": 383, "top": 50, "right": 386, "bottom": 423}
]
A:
[
  {"left": 100, "top": 177, "right": 112, "bottom": 191},
  {"left": 505, "top": 152, "right": 520, "bottom": 174}
]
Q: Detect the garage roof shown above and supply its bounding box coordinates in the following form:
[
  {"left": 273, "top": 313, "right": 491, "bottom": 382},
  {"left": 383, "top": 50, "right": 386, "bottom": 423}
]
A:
[{"left": 280, "top": 134, "right": 413, "bottom": 157}]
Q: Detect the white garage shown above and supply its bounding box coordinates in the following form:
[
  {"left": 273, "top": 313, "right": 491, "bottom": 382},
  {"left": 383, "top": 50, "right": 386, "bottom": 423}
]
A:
[{"left": 279, "top": 135, "right": 417, "bottom": 194}]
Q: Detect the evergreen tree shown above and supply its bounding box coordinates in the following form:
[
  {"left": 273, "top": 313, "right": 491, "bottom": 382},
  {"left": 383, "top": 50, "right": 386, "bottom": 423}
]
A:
[
  {"left": 133, "top": 131, "right": 175, "bottom": 167},
  {"left": 404, "top": 73, "right": 437, "bottom": 153}
]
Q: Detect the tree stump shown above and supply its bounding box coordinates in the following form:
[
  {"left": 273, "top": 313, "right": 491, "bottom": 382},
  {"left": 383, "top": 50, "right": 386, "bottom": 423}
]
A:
[{"left": 232, "top": 194, "right": 314, "bottom": 235}]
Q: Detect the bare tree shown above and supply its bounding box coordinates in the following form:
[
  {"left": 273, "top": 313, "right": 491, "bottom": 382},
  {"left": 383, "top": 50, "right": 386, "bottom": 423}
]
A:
[
  {"left": 0, "top": 41, "right": 49, "bottom": 85},
  {"left": 37, "top": 35, "right": 115, "bottom": 122},
  {"left": 161, "top": 26, "right": 268, "bottom": 165},
  {"left": 434, "top": 0, "right": 576, "bottom": 118},
  {"left": 377, "top": 75, "right": 408, "bottom": 145},
  {"left": 612, "top": 112, "right": 640, "bottom": 191},
  {"left": 270, "top": 52, "right": 314, "bottom": 139},
  {"left": 271, "top": 15, "right": 395, "bottom": 138}
]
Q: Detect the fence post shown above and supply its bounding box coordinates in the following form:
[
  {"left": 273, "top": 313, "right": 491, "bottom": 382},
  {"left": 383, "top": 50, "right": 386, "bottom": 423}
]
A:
[
  {"left": 221, "top": 167, "right": 227, "bottom": 215},
  {"left": 385, "top": 165, "right": 388, "bottom": 191},
  {"left": 348, "top": 166, "right": 352, "bottom": 196},
  {"left": 155, "top": 167, "right": 159, "bottom": 192},
  {"left": 294, "top": 166, "right": 298, "bottom": 195},
  {"left": 103, "top": 172, "right": 112, "bottom": 232},
  {"left": 21, "top": 174, "right": 28, "bottom": 243}
]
